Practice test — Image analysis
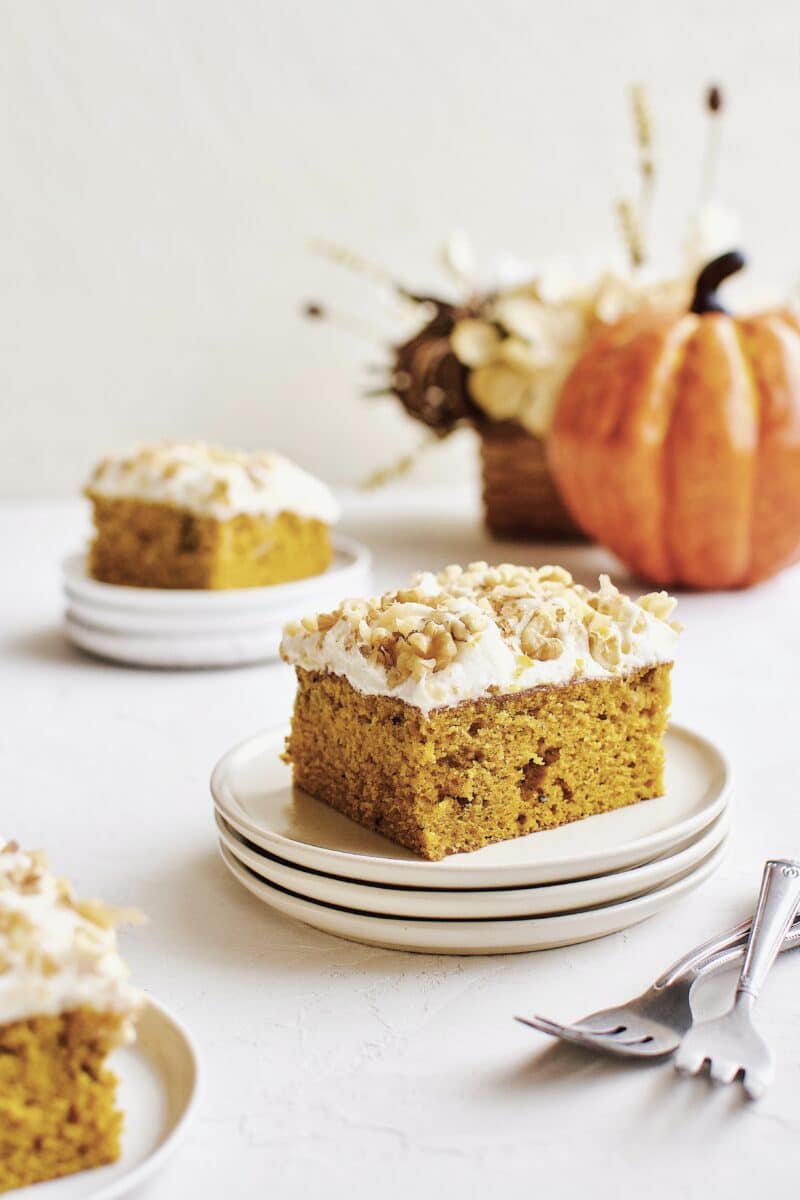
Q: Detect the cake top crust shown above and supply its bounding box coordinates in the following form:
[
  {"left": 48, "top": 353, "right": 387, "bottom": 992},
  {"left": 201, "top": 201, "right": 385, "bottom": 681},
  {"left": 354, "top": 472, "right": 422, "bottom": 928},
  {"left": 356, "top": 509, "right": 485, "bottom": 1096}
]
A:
[
  {"left": 0, "top": 840, "right": 144, "bottom": 1029},
  {"left": 85, "top": 441, "right": 340, "bottom": 523},
  {"left": 281, "top": 562, "right": 680, "bottom": 714}
]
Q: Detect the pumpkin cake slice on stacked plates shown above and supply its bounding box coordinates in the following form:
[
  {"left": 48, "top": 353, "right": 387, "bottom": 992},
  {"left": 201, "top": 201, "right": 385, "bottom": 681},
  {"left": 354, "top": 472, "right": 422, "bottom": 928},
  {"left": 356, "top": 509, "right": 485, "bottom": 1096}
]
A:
[
  {"left": 280, "top": 562, "right": 681, "bottom": 861},
  {"left": 85, "top": 442, "right": 340, "bottom": 590}
]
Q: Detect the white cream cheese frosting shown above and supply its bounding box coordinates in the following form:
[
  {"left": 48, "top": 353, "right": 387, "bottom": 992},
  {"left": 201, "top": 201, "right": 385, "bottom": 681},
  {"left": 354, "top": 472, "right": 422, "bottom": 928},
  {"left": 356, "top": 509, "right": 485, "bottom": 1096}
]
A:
[
  {"left": 0, "top": 840, "right": 144, "bottom": 1032},
  {"left": 85, "top": 442, "right": 340, "bottom": 524},
  {"left": 281, "top": 562, "right": 680, "bottom": 715}
]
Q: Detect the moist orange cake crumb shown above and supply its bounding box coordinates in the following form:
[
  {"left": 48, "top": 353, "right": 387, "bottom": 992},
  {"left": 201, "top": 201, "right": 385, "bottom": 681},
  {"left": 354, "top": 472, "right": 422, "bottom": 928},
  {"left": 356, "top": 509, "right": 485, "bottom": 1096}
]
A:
[
  {"left": 1, "top": 1011, "right": 127, "bottom": 1192},
  {"left": 84, "top": 442, "right": 339, "bottom": 590},
  {"left": 281, "top": 563, "right": 680, "bottom": 860},
  {"left": 0, "top": 841, "right": 143, "bottom": 1192}
]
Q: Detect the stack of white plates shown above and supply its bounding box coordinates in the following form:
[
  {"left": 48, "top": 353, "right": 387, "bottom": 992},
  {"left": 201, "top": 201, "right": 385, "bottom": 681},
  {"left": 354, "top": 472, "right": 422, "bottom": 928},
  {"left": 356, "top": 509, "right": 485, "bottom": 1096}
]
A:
[
  {"left": 62, "top": 536, "right": 372, "bottom": 668},
  {"left": 212, "top": 723, "right": 731, "bottom": 954}
]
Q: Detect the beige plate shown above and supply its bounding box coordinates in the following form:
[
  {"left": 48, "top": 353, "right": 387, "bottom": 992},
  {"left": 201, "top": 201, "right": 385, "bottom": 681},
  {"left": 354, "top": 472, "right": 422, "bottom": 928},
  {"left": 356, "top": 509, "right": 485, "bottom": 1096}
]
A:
[
  {"left": 62, "top": 536, "right": 372, "bottom": 613},
  {"left": 218, "top": 838, "right": 728, "bottom": 955},
  {"left": 211, "top": 723, "right": 731, "bottom": 890},
  {"left": 61, "top": 536, "right": 373, "bottom": 668},
  {"left": 216, "top": 807, "right": 731, "bottom": 918},
  {"left": 63, "top": 611, "right": 284, "bottom": 669},
  {"left": 20, "top": 999, "right": 199, "bottom": 1199}
]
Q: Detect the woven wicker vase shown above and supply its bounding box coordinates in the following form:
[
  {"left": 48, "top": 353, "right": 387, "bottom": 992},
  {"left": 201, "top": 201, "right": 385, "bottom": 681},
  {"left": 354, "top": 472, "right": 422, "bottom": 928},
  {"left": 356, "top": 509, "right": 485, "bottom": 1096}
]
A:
[{"left": 478, "top": 421, "right": 586, "bottom": 541}]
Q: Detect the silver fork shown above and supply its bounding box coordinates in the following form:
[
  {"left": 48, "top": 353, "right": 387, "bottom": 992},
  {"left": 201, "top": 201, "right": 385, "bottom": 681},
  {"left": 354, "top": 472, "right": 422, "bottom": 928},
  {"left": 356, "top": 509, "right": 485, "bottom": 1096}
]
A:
[
  {"left": 516, "top": 912, "right": 800, "bottom": 1059},
  {"left": 675, "top": 858, "right": 800, "bottom": 1098}
]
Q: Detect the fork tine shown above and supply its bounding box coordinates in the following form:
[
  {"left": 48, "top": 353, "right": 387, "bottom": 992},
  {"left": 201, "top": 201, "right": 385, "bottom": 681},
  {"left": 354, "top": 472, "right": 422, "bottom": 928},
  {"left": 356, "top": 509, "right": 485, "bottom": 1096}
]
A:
[
  {"left": 516, "top": 1014, "right": 631, "bottom": 1041},
  {"left": 573, "top": 1017, "right": 628, "bottom": 1036},
  {"left": 514, "top": 1015, "right": 568, "bottom": 1038},
  {"left": 570, "top": 1016, "right": 628, "bottom": 1036},
  {"left": 675, "top": 1047, "right": 709, "bottom": 1076},
  {"left": 515, "top": 1015, "right": 677, "bottom": 1057},
  {"left": 612, "top": 1033, "right": 655, "bottom": 1046},
  {"left": 708, "top": 1058, "right": 741, "bottom": 1085},
  {"left": 514, "top": 1015, "right": 612, "bottom": 1052},
  {"left": 602, "top": 1040, "right": 675, "bottom": 1058},
  {"left": 743, "top": 1072, "right": 768, "bottom": 1101}
]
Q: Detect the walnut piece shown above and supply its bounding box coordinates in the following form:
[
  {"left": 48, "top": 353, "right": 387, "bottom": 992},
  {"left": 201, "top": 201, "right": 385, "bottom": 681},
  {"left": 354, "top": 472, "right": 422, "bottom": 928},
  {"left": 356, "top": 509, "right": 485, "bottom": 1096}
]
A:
[{"left": 281, "top": 561, "right": 680, "bottom": 690}]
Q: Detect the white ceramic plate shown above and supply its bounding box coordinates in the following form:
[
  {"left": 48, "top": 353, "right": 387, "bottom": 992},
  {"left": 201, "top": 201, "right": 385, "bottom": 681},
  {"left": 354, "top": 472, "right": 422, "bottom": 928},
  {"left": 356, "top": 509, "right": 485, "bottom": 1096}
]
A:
[
  {"left": 215, "top": 807, "right": 730, "bottom": 919},
  {"left": 64, "top": 612, "right": 283, "bottom": 669},
  {"left": 211, "top": 724, "right": 730, "bottom": 890},
  {"left": 64, "top": 594, "right": 329, "bottom": 636},
  {"left": 62, "top": 535, "right": 373, "bottom": 667},
  {"left": 62, "top": 534, "right": 372, "bottom": 613},
  {"left": 218, "top": 838, "right": 728, "bottom": 954},
  {"left": 19, "top": 998, "right": 198, "bottom": 1199}
]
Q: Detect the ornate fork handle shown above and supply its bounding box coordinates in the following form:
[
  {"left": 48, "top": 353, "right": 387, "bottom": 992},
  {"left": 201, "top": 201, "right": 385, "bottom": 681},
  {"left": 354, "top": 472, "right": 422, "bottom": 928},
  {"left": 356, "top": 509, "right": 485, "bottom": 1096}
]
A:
[
  {"left": 692, "top": 919, "right": 800, "bottom": 980},
  {"left": 737, "top": 859, "right": 800, "bottom": 1001},
  {"left": 655, "top": 908, "right": 800, "bottom": 990}
]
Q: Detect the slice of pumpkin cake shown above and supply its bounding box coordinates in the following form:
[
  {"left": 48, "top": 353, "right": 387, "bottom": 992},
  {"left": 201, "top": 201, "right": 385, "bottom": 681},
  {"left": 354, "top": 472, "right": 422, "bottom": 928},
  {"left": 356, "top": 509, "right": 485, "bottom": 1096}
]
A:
[
  {"left": 85, "top": 442, "right": 340, "bottom": 589},
  {"left": 0, "top": 840, "right": 143, "bottom": 1193},
  {"left": 280, "top": 563, "right": 680, "bottom": 861}
]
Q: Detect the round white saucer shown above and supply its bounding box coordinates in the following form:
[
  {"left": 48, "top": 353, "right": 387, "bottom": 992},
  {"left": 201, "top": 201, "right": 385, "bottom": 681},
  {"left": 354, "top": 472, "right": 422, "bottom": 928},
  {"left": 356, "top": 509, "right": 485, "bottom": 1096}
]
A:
[
  {"left": 65, "top": 594, "right": 322, "bottom": 636},
  {"left": 64, "top": 612, "right": 282, "bottom": 669},
  {"left": 211, "top": 723, "right": 730, "bottom": 889},
  {"left": 19, "top": 998, "right": 198, "bottom": 1199},
  {"left": 62, "top": 534, "right": 373, "bottom": 668},
  {"left": 218, "top": 838, "right": 728, "bottom": 955},
  {"left": 62, "top": 535, "right": 372, "bottom": 613},
  {"left": 215, "top": 807, "right": 730, "bottom": 919}
]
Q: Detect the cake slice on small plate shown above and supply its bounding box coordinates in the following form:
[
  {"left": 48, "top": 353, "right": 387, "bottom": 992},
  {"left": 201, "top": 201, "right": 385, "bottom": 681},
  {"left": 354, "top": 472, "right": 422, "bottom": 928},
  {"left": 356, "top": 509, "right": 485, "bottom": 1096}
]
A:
[
  {"left": 0, "top": 840, "right": 143, "bottom": 1192},
  {"left": 281, "top": 563, "right": 681, "bottom": 861},
  {"left": 84, "top": 442, "right": 340, "bottom": 590}
]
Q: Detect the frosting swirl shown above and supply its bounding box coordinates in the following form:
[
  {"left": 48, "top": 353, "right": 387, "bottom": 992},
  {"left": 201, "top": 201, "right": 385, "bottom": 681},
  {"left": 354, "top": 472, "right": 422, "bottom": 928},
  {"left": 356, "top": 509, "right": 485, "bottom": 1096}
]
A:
[
  {"left": 0, "top": 840, "right": 143, "bottom": 1032},
  {"left": 281, "top": 562, "right": 680, "bottom": 715},
  {"left": 86, "top": 442, "right": 340, "bottom": 524}
]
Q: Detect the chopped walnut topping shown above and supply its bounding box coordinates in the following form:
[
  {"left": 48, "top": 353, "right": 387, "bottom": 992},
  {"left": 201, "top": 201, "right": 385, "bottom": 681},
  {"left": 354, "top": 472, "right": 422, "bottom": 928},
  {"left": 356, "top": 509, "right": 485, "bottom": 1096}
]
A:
[
  {"left": 83, "top": 442, "right": 339, "bottom": 525},
  {"left": 74, "top": 897, "right": 146, "bottom": 930},
  {"left": 281, "top": 561, "right": 680, "bottom": 699},
  {"left": 638, "top": 589, "right": 681, "bottom": 627},
  {"left": 0, "top": 840, "right": 145, "bottom": 1012},
  {"left": 287, "top": 581, "right": 490, "bottom": 685}
]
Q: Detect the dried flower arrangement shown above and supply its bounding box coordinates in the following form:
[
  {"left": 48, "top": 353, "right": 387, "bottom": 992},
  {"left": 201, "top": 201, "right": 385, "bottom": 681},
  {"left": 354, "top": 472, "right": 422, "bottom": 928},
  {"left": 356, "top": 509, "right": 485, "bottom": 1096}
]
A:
[{"left": 305, "top": 85, "right": 743, "bottom": 538}]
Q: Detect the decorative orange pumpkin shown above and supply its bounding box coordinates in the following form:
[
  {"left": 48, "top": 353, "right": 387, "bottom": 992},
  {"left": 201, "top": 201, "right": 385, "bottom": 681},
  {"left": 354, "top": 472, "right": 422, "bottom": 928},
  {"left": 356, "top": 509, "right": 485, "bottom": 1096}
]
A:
[{"left": 549, "top": 252, "right": 800, "bottom": 589}]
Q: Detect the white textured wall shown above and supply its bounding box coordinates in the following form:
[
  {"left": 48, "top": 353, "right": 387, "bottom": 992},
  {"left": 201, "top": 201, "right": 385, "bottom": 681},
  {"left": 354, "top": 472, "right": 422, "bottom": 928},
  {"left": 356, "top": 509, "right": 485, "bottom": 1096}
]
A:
[{"left": 2, "top": 0, "right": 799, "bottom": 495}]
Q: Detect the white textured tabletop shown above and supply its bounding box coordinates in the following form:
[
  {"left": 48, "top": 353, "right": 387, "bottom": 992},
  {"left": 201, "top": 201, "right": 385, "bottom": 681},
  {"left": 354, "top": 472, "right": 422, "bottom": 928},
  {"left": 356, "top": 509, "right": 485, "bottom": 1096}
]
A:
[{"left": 3, "top": 489, "right": 800, "bottom": 1200}]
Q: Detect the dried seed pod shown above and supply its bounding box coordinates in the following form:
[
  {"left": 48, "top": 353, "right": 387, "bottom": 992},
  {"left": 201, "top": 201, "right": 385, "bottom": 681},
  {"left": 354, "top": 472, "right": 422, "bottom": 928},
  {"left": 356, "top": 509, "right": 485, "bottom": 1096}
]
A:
[{"left": 390, "top": 299, "right": 484, "bottom": 433}]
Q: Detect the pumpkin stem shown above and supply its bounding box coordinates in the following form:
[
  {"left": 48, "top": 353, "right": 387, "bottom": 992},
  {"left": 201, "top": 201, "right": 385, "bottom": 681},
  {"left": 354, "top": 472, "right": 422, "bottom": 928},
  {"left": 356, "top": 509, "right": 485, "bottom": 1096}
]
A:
[{"left": 690, "top": 250, "right": 747, "bottom": 315}]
